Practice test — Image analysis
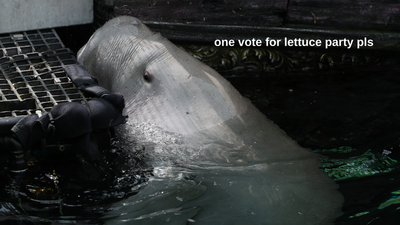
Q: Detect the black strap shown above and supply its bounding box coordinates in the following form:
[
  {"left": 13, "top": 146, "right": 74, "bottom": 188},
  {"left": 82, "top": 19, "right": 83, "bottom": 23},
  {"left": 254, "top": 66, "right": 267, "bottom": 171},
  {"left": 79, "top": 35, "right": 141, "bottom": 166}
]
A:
[{"left": 64, "top": 64, "right": 110, "bottom": 97}]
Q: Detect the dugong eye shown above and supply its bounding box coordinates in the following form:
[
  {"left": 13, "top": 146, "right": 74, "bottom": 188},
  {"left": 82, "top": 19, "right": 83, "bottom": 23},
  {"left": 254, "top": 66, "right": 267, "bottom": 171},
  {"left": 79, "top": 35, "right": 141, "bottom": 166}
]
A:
[{"left": 144, "top": 71, "right": 151, "bottom": 82}]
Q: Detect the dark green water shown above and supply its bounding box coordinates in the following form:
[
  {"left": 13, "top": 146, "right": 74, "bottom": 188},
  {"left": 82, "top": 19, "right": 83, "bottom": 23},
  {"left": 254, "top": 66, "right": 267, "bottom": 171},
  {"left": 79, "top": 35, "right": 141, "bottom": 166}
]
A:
[{"left": 224, "top": 59, "right": 400, "bottom": 224}]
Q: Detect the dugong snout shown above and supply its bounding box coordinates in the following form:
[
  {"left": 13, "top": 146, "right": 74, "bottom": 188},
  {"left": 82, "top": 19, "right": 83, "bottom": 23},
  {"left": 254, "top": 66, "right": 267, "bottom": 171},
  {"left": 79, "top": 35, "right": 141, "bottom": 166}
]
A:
[{"left": 77, "top": 16, "right": 344, "bottom": 224}]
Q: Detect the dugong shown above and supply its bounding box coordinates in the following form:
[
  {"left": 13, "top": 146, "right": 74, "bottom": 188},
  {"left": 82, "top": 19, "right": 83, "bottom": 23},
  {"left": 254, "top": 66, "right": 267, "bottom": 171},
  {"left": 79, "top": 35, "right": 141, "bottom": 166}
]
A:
[{"left": 77, "top": 16, "right": 343, "bottom": 224}]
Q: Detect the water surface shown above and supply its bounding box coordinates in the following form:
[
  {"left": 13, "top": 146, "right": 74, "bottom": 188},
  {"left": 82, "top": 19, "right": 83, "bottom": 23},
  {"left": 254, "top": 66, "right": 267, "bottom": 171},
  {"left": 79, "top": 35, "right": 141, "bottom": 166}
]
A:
[{"left": 1, "top": 56, "right": 400, "bottom": 224}]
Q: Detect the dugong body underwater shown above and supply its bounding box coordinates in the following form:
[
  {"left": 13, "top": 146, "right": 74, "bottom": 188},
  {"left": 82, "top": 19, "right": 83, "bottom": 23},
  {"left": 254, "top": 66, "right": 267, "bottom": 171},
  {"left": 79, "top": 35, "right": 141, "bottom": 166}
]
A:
[{"left": 78, "top": 16, "right": 343, "bottom": 224}]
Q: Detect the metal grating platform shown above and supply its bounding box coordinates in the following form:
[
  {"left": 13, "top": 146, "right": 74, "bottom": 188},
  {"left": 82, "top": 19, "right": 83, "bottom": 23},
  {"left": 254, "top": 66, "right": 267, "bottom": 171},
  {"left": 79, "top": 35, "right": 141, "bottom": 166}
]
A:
[
  {"left": 0, "top": 29, "right": 65, "bottom": 56},
  {"left": 0, "top": 29, "right": 89, "bottom": 119}
]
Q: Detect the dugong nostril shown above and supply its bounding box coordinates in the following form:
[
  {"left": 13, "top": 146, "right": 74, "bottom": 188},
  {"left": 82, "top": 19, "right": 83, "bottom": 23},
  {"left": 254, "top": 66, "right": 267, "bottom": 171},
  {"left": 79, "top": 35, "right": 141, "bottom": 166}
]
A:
[{"left": 144, "top": 71, "right": 151, "bottom": 82}]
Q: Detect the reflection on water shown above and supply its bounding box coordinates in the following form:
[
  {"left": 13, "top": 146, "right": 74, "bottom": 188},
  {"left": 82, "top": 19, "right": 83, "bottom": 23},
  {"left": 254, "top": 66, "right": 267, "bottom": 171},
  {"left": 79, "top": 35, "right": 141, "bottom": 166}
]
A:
[
  {"left": 1, "top": 58, "right": 400, "bottom": 224},
  {"left": 103, "top": 166, "right": 205, "bottom": 224},
  {"left": 0, "top": 138, "right": 151, "bottom": 224}
]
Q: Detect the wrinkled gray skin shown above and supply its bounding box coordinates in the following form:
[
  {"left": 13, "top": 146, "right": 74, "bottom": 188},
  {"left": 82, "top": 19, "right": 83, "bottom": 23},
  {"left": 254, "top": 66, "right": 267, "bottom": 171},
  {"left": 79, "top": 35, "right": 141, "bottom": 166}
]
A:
[{"left": 78, "top": 16, "right": 343, "bottom": 225}]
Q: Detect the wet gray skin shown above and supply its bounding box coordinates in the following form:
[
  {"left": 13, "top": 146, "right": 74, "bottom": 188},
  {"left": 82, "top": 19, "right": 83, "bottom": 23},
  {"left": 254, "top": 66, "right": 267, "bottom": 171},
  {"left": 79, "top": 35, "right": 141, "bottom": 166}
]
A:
[{"left": 78, "top": 16, "right": 343, "bottom": 225}]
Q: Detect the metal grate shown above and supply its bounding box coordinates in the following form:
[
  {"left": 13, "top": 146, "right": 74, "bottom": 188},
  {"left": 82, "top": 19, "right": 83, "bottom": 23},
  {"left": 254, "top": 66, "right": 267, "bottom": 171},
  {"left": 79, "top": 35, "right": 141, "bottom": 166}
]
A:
[
  {"left": 0, "top": 29, "right": 65, "bottom": 57},
  {"left": 0, "top": 29, "right": 89, "bottom": 119}
]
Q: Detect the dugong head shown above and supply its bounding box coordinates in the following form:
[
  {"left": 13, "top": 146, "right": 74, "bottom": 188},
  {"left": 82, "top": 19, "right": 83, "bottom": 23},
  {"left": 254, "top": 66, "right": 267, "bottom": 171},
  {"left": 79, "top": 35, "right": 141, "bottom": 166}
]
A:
[
  {"left": 78, "top": 16, "right": 251, "bottom": 137},
  {"left": 77, "top": 16, "right": 344, "bottom": 224},
  {"left": 77, "top": 16, "right": 321, "bottom": 162}
]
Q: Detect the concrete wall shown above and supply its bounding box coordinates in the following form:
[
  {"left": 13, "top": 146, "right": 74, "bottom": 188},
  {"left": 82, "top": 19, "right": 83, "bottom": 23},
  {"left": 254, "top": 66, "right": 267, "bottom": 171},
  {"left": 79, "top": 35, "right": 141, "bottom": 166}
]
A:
[
  {"left": 114, "top": 0, "right": 286, "bottom": 26},
  {"left": 0, "top": 0, "right": 93, "bottom": 34},
  {"left": 114, "top": 0, "right": 400, "bottom": 30}
]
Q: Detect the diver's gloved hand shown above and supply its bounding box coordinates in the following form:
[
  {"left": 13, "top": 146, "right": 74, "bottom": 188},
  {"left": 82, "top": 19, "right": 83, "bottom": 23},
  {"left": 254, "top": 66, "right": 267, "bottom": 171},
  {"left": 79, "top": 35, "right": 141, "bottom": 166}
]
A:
[
  {"left": 64, "top": 64, "right": 111, "bottom": 97},
  {"left": 5, "top": 134, "right": 27, "bottom": 172},
  {"left": 101, "top": 93, "right": 125, "bottom": 112},
  {"left": 87, "top": 98, "right": 127, "bottom": 130}
]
